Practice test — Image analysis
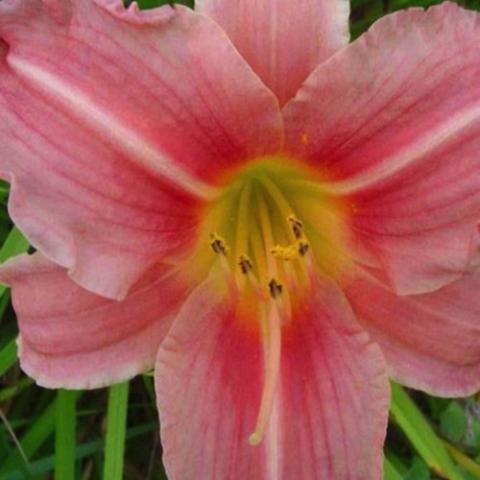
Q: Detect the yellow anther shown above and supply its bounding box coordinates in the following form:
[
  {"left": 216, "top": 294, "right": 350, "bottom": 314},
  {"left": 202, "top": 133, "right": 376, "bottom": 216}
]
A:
[
  {"left": 268, "top": 278, "right": 283, "bottom": 299},
  {"left": 287, "top": 215, "right": 304, "bottom": 239},
  {"left": 271, "top": 238, "right": 309, "bottom": 261},
  {"left": 210, "top": 232, "right": 229, "bottom": 256},
  {"left": 238, "top": 254, "right": 253, "bottom": 274},
  {"left": 271, "top": 244, "right": 299, "bottom": 261}
]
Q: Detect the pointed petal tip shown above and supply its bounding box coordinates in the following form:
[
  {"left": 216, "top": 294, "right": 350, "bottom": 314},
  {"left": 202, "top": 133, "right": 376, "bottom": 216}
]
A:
[{"left": 198, "top": 0, "right": 350, "bottom": 105}]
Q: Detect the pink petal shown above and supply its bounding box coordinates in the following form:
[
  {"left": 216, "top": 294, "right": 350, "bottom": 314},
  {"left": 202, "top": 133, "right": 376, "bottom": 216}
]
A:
[
  {"left": 0, "top": 253, "right": 188, "bottom": 389},
  {"left": 196, "top": 0, "right": 350, "bottom": 106},
  {"left": 283, "top": 3, "right": 480, "bottom": 294},
  {"left": 0, "top": 0, "right": 283, "bottom": 299},
  {"left": 155, "top": 275, "right": 389, "bottom": 479},
  {"left": 345, "top": 270, "right": 480, "bottom": 396}
]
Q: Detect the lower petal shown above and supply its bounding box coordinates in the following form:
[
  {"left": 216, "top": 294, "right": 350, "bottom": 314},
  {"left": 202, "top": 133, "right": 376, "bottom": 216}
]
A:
[
  {"left": 344, "top": 269, "right": 480, "bottom": 396},
  {"left": 0, "top": 253, "right": 189, "bottom": 389},
  {"left": 155, "top": 274, "right": 389, "bottom": 479}
]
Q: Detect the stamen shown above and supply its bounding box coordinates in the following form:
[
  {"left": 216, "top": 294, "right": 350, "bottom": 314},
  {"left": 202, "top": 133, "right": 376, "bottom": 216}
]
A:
[
  {"left": 271, "top": 239, "right": 310, "bottom": 260},
  {"left": 249, "top": 301, "right": 282, "bottom": 446},
  {"left": 298, "top": 240, "right": 309, "bottom": 256},
  {"left": 257, "top": 196, "right": 295, "bottom": 320},
  {"left": 257, "top": 178, "right": 311, "bottom": 289},
  {"left": 238, "top": 254, "right": 267, "bottom": 300},
  {"left": 287, "top": 215, "right": 304, "bottom": 240},
  {"left": 239, "top": 254, "right": 253, "bottom": 274},
  {"left": 210, "top": 232, "right": 236, "bottom": 295},
  {"left": 268, "top": 278, "right": 283, "bottom": 299},
  {"left": 234, "top": 183, "right": 252, "bottom": 286},
  {"left": 271, "top": 244, "right": 298, "bottom": 261},
  {"left": 210, "top": 232, "right": 229, "bottom": 255}
]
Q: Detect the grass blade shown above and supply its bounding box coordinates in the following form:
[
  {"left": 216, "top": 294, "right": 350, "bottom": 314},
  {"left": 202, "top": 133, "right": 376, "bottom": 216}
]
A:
[
  {"left": 103, "top": 381, "right": 130, "bottom": 480},
  {"left": 4, "top": 421, "right": 158, "bottom": 479},
  {"left": 55, "top": 389, "right": 77, "bottom": 480},
  {"left": 443, "top": 440, "right": 480, "bottom": 479},
  {"left": 390, "top": 382, "right": 462, "bottom": 480},
  {"left": 0, "top": 400, "right": 56, "bottom": 475},
  {"left": 384, "top": 456, "right": 403, "bottom": 480},
  {"left": 0, "top": 338, "right": 17, "bottom": 377}
]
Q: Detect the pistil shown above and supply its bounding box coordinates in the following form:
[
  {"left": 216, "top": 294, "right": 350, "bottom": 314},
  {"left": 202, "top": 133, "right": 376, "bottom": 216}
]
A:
[{"left": 248, "top": 297, "right": 282, "bottom": 446}]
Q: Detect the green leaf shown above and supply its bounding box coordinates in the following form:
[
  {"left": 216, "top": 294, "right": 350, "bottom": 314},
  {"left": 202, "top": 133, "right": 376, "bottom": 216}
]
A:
[
  {"left": 404, "top": 458, "right": 431, "bottom": 480},
  {"left": 55, "top": 390, "right": 77, "bottom": 480},
  {"left": 103, "top": 382, "right": 130, "bottom": 480},
  {"left": 384, "top": 456, "right": 403, "bottom": 480},
  {"left": 390, "top": 383, "right": 462, "bottom": 480},
  {"left": 440, "top": 402, "right": 466, "bottom": 443}
]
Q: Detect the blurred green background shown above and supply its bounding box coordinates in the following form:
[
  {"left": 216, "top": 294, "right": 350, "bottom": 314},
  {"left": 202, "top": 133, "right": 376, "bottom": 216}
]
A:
[{"left": 1, "top": 0, "right": 480, "bottom": 478}]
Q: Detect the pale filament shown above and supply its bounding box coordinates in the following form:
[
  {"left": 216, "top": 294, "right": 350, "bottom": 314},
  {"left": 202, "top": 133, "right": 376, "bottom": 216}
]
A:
[{"left": 248, "top": 300, "right": 282, "bottom": 446}]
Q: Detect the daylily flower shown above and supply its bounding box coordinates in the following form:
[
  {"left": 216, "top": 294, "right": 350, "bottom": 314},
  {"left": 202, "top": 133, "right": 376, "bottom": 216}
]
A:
[{"left": 0, "top": 0, "right": 479, "bottom": 477}]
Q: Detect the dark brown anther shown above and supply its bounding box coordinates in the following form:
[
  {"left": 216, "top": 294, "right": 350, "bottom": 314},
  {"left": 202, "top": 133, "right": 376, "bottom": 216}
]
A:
[
  {"left": 268, "top": 279, "right": 283, "bottom": 299},
  {"left": 288, "top": 215, "right": 303, "bottom": 239},
  {"left": 298, "top": 241, "right": 310, "bottom": 256},
  {"left": 210, "top": 233, "right": 228, "bottom": 256},
  {"left": 239, "top": 255, "right": 253, "bottom": 274}
]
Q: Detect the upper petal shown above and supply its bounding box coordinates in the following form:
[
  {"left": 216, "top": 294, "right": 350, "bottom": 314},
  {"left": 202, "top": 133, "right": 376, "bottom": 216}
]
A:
[
  {"left": 0, "top": 253, "right": 189, "bottom": 389},
  {"left": 0, "top": 0, "right": 283, "bottom": 298},
  {"left": 196, "top": 0, "right": 350, "bottom": 106},
  {"left": 284, "top": 3, "right": 480, "bottom": 293},
  {"left": 345, "top": 269, "right": 480, "bottom": 397},
  {"left": 155, "top": 274, "right": 389, "bottom": 479}
]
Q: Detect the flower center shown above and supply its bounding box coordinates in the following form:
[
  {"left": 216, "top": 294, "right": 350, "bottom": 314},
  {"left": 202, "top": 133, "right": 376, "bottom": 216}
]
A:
[
  {"left": 193, "top": 156, "right": 350, "bottom": 294},
  {"left": 187, "top": 155, "right": 351, "bottom": 445}
]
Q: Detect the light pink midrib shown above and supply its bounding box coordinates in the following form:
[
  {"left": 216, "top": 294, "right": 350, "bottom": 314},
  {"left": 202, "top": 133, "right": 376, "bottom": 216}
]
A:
[
  {"left": 7, "top": 55, "right": 219, "bottom": 200},
  {"left": 325, "top": 101, "right": 480, "bottom": 195}
]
